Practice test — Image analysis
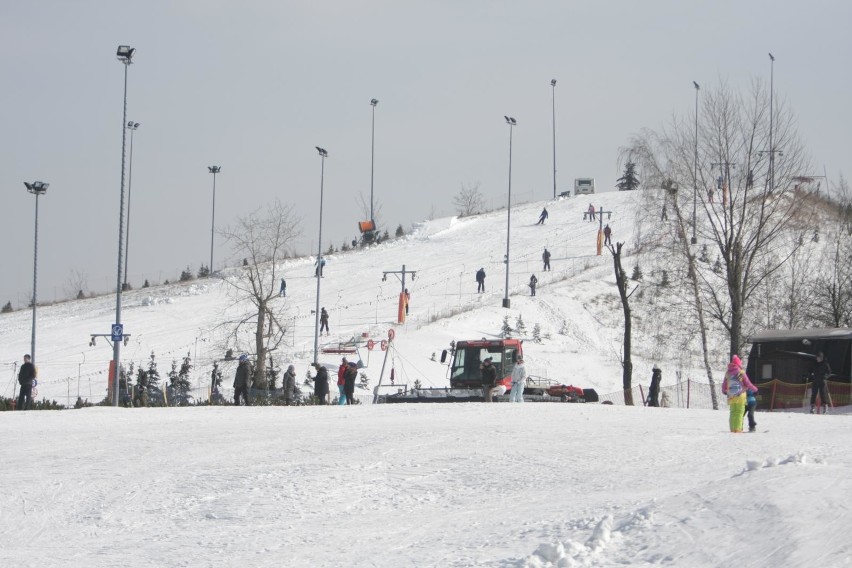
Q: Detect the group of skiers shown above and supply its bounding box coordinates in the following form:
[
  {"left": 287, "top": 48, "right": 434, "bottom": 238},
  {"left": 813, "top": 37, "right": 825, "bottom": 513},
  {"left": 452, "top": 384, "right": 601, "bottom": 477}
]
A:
[
  {"left": 230, "top": 353, "right": 359, "bottom": 406},
  {"left": 479, "top": 356, "right": 527, "bottom": 403},
  {"left": 645, "top": 350, "right": 834, "bottom": 433}
]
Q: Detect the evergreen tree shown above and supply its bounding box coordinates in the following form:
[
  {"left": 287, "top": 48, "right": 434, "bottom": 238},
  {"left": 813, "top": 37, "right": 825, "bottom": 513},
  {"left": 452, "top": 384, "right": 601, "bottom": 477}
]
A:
[
  {"left": 514, "top": 314, "right": 526, "bottom": 336},
  {"left": 1, "top": 301, "right": 12, "bottom": 313},
  {"left": 198, "top": 264, "right": 210, "bottom": 278},
  {"left": 266, "top": 355, "right": 279, "bottom": 391},
  {"left": 616, "top": 161, "right": 641, "bottom": 191},
  {"left": 532, "top": 323, "right": 542, "bottom": 343},
  {"left": 501, "top": 315, "right": 513, "bottom": 337},
  {"left": 166, "top": 360, "right": 179, "bottom": 407},
  {"left": 382, "top": 229, "right": 390, "bottom": 241},
  {"left": 631, "top": 264, "right": 643, "bottom": 281},
  {"left": 145, "top": 351, "right": 162, "bottom": 399},
  {"left": 76, "top": 289, "right": 85, "bottom": 300},
  {"left": 326, "top": 243, "right": 335, "bottom": 255},
  {"left": 142, "top": 279, "right": 150, "bottom": 288},
  {"left": 395, "top": 224, "right": 405, "bottom": 238},
  {"left": 180, "top": 267, "right": 194, "bottom": 282},
  {"left": 341, "top": 240, "right": 350, "bottom": 252},
  {"left": 175, "top": 352, "right": 193, "bottom": 406}
]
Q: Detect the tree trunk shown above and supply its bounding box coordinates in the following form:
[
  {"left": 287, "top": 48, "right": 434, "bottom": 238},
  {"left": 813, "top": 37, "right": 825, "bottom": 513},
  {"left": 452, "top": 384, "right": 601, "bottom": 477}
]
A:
[
  {"left": 254, "top": 300, "right": 268, "bottom": 389},
  {"left": 610, "top": 242, "right": 634, "bottom": 405}
]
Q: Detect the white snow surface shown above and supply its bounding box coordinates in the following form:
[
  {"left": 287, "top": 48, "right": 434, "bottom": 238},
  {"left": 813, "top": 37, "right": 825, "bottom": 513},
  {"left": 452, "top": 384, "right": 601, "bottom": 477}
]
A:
[{"left": 1, "top": 193, "right": 850, "bottom": 566}]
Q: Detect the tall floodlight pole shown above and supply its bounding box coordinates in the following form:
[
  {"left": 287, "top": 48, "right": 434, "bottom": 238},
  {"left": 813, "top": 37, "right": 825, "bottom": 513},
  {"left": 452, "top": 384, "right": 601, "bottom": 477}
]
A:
[
  {"left": 768, "top": 52, "right": 775, "bottom": 192},
  {"left": 208, "top": 166, "right": 221, "bottom": 274},
  {"left": 313, "top": 146, "right": 328, "bottom": 364},
  {"left": 551, "top": 79, "right": 557, "bottom": 199},
  {"left": 123, "top": 121, "right": 139, "bottom": 290},
  {"left": 113, "top": 44, "right": 135, "bottom": 406},
  {"left": 24, "top": 181, "right": 49, "bottom": 363},
  {"left": 692, "top": 81, "right": 700, "bottom": 245},
  {"left": 370, "top": 98, "right": 378, "bottom": 224},
  {"left": 503, "top": 116, "right": 516, "bottom": 309}
]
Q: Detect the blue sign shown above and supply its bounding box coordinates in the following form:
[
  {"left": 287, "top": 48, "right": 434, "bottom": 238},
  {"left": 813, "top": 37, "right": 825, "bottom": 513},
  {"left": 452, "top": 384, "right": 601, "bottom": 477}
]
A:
[{"left": 111, "top": 324, "right": 124, "bottom": 342}]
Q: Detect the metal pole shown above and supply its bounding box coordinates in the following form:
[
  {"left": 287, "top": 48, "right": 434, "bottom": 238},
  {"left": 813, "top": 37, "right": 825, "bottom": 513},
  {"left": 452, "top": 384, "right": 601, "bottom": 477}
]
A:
[
  {"left": 503, "top": 119, "right": 514, "bottom": 309},
  {"left": 692, "top": 81, "right": 700, "bottom": 244},
  {"left": 768, "top": 53, "right": 775, "bottom": 192},
  {"left": 209, "top": 168, "right": 218, "bottom": 273},
  {"left": 313, "top": 150, "right": 327, "bottom": 364},
  {"left": 113, "top": 56, "right": 131, "bottom": 407},
  {"left": 370, "top": 99, "right": 378, "bottom": 223},
  {"left": 31, "top": 193, "right": 40, "bottom": 361},
  {"left": 551, "top": 79, "right": 557, "bottom": 199},
  {"left": 123, "top": 123, "right": 137, "bottom": 289}
]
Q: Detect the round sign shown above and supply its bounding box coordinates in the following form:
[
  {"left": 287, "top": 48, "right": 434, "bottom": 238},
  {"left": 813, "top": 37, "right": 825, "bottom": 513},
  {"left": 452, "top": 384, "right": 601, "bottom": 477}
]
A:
[
  {"left": 388, "top": 329, "right": 396, "bottom": 341},
  {"left": 367, "top": 339, "right": 375, "bottom": 351},
  {"left": 380, "top": 340, "right": 388, "bottom": 351}
]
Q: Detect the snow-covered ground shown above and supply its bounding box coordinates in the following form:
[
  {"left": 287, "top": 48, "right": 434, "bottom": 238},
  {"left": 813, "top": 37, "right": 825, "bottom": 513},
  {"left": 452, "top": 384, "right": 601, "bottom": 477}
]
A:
[
  {"left": 2, "top": 403, "right": 849, "bottom": 567},
  {"left": 1, "top": 193, "right": 849, "bottom": 566}
]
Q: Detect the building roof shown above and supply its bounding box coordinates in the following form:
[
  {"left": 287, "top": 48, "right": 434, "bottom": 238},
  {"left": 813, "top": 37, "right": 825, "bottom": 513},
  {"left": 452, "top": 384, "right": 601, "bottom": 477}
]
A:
[{"left": 748, "top": 328, "right": 852, "bottom": 342}]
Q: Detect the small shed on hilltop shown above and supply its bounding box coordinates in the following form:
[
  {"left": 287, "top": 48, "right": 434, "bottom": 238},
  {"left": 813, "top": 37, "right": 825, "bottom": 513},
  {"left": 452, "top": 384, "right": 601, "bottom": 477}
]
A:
[{"left": 745, "top": 328, "right": 852, "bottom": 385}]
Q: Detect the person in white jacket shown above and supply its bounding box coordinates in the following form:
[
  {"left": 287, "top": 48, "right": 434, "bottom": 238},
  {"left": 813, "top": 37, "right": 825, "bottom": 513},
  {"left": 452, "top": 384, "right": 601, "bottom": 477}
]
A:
[{"left": 509, "top": 357, "right": 527, "bottom": 403}]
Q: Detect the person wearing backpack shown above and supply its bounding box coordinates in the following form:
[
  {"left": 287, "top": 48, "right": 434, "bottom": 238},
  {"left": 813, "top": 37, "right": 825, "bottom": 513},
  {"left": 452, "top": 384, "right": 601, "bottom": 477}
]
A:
[{"left": 721, "top": 354, "right": 758, "bottom": 433}]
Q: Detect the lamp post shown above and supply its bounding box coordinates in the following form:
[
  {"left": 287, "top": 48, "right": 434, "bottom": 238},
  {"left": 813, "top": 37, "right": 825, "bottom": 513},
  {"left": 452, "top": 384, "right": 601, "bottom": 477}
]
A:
[
  {"left": 123, "top": 121, "right": 139, "bottom": 290},
  {"left": 24, "top": 181, "right": 48, "bottom": 363},
  {"left": 768, "top": 52, "right": 775, "bottom": 192},
  {"left": 370, "top": 98, "right": 378, "bottom": 224},
  {"left": 551, "top": 79, "right": 557, "bottom": 199},
  {"left": 503, "top": 116, "right": 516, "bottom": 309},
  {"left": 313, "top": 146, "right": 328, "bottom": 364},
  {"left": 692, "top": 80, "right": 700, "bottom": 245},
  {"left": 112, "top": 44, "right": 135, "bottom": 406},
  {"left": 208, "top": 166, "right": 221, "bottom": 275}
]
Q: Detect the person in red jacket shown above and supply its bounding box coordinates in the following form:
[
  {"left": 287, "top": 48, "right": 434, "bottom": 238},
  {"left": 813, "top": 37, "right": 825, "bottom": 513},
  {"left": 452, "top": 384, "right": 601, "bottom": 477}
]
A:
[{"left": 337, "top": 357, "right": 348, "bottom": 405}]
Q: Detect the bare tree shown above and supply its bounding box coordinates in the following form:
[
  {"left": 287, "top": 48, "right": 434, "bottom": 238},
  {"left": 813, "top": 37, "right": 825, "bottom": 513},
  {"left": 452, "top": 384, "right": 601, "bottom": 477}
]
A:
[
  {"left": 606, "top": 240, "right": 635, "bottom": 405},
  {"left": 453, "top": 182, "right": 484, "bottom": 217},
  {"left": 64, "top": 269, "right": 89, "bottom": 300},
  {"left": 626, "top": 80, "right": 810, "bottom": 358},
  {"left": 219, "top": 200, "right": 301, "bottom": 389},
  {"left": 810, "top": 227, "right": 852, "bottom": 327}
]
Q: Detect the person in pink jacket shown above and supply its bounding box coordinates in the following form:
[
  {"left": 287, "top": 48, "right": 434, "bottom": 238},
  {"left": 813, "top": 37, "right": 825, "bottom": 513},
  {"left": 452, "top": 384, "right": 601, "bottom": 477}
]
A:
[{"left": 721, "top": 354, "right": 758, "bottom": 433}]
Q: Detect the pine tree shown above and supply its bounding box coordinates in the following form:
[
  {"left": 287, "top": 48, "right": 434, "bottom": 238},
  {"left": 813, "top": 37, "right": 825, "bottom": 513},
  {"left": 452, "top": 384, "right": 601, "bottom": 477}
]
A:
[
  {"left": 175, "top": 352, "right": 193, "bottom": 406},
  {"left": 76, "top": 290, "right": 85, "bottom": 300},
  {"left": 501, "top": 315, "right": 513, "bottom": 337},
  {"left": 616, "top": 161, "right": 641, "bottom": 191},
  {"left": 341, "top": 241, "right": 350, "bottom": 252},
  {"left": 532, "top": 323, "right": 542, "bottom": 343},
  {"left": 382, "top": 229, "right": 390, "bottom": 241},
  {"left": 145, "top": 351, "right": 161, "bottom": 400},
  {"left": 166, "top": 360, "right": 179, "bottom": 407},
  {"left": 180, "top": 267, "right": 194, "bottom": 282},
  {"left": 1, "top": 301, "right": 12, "bottom": 313},
  {"left": 266, "top": 355, "right": 279, "bottom": 391},
  {"left": 326, "top": 243, "right": 335, "bottom": 255},
  {"left": 142, "top": 279, "right": 150, "bottom": 288},
  {"left": 631, "top": 264, "right": 643, "bottom": 281},
  {"left": 395, "top": 224, "right": 405, "bottom": 238},
  {"left": 198, "top": 264, "right": 210, "bottom": 278},
  {"left": 514, "top": 314, "right": 526, "bottom": 336}
]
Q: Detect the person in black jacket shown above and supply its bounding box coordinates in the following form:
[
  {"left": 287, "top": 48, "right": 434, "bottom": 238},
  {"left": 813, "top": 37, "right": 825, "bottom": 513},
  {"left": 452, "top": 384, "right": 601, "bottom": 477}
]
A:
[
  {"left": 647, "top": 366, "right": 662, "bottom": 407},
  {"left": 480, "top": 357, "right": 497, "bottom": 403},
  {"left": 475, "top": 268, "right": 486, "bottom": 293},
  {"left": 810, "top": 352, "right": 832, "bottom": 414},
  {"left": 344, "top": 361, "right": 358, "bottom": 405},
  {"left": 17, "top": 354, "right": 36, "bottom": 410},
  {"left": 233, "top": 355, "right": 251, "bottom": 406},
  {"left": 312, "top": 363, "right": 330, "bottom": 405}
]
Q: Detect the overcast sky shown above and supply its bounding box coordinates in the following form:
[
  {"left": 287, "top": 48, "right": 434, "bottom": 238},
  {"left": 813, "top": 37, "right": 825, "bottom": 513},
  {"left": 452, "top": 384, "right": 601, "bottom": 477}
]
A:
[{"left": 2, "top": 0, "right": 850, "bottom": 307}]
